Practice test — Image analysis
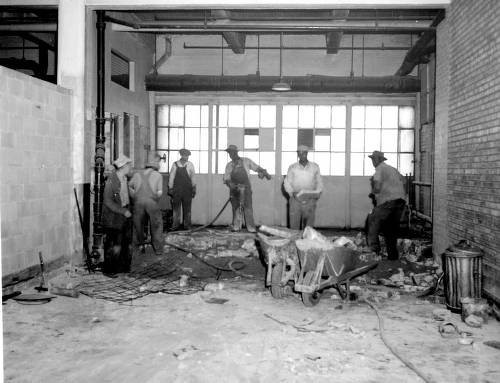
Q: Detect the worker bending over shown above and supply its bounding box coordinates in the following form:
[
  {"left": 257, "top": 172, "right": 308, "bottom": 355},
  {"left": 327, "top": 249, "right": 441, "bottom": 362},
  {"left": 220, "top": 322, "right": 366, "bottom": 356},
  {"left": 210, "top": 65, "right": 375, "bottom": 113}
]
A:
[
  {"left": 223, "top": 144, "right": 271, "bottom": 233},
  {"left": 366, "top": 150, "right": 406, "bottom": 260},
  {"left": 284, "top": 145, "right": 323, "bottom": 230}
]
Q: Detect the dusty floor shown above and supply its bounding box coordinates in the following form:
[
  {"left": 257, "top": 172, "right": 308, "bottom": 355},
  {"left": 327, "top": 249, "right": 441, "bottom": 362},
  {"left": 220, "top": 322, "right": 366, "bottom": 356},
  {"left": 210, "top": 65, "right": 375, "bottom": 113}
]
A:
[{"left": 3, "top": 230, "right": 500, "bottom": 383}]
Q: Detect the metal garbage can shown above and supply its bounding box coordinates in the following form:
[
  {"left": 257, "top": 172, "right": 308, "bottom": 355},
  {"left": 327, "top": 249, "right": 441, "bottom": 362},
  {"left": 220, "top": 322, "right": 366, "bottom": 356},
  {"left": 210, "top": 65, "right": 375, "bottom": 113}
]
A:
[{"left": 443, "top": 241, "right": 483, "bottom": 312}]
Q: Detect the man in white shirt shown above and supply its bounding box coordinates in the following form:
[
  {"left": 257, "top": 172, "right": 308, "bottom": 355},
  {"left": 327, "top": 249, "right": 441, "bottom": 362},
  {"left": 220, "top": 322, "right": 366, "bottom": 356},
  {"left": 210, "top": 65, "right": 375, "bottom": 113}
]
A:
[
  {"left": 129, "top": 153, "right": 164, "bottom": 255},
  {"left": 284, "top": 145, "right": 323, "bottom": 230},
  {"left": 366, "top": 150, "right": 407, "bottom": 260},
  {"left": 168, "top": 148, "right": 196, "bottom": 230},
  {"left": 223, "top": 144, "right": 270, "bottom": 233}
]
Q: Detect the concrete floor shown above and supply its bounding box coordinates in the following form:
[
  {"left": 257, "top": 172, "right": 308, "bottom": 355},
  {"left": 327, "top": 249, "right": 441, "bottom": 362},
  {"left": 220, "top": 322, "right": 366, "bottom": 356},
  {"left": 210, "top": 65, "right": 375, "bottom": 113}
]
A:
[{"left": 3, "top": 252, "right": 500, "bottom": 383}]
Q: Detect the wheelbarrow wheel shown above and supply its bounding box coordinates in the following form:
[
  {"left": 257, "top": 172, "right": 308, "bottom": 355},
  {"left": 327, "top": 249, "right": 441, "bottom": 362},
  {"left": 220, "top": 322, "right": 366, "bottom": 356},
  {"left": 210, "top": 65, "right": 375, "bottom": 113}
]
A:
[
  {"left": 302, "top": 291, "right": 321, "bottom": 307},
  {"left": 270, "top": 262, "right": 285, "bottom": 299}
]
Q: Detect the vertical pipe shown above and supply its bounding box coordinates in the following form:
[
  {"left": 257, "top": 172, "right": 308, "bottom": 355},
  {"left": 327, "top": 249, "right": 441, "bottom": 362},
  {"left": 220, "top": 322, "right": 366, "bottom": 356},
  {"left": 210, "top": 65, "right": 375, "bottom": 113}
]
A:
[{"left": 91, "top": 10, "right": 106, "bottom": 262}]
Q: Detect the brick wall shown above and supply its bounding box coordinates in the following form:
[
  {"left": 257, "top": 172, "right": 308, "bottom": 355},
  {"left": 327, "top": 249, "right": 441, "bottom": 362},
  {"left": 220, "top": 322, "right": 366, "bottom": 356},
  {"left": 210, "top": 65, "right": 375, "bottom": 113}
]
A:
[
  {"left": 433, "top": 17, "right": 450, "bottom": 257},
  {"left": 447, "top": 0, "right": 500, "bottom": 300},
  {"left": 0, "top": 66, "right": 74, "bottom": 278}
]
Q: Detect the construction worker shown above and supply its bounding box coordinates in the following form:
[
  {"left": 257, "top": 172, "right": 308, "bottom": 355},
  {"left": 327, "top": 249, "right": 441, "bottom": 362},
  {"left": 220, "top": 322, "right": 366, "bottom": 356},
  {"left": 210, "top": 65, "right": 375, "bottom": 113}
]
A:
[
  {"left": 168, "top": 148, "right": 196, "bottom": 231},
  {"left": 129, "top": 153, "right": 164, "bottom": 255},
  {"left": 223, "top": 144, "right": 271, "bottom": 233},
  {"left": 366, "top": 150, "right": 406, "bottom": 260},
  {"left": 102, "top": 155, "right": 133, "bottom": 274},
  {"left": 284, "top": 145, "right": 323, "bottom": 230}
]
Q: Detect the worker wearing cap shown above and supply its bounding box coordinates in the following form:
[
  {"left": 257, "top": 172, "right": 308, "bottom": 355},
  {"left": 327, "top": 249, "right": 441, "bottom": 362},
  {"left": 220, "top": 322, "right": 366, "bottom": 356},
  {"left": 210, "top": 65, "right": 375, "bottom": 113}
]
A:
[
  {"left": 284, "top": 145, "right": 323, "bottom": 230},
  {"left": 102, "top": 154, "right": 133, "bottom": 274},
  {"left": 168, "top": 148, "right": 196, "bottom": 230},
  {"left": 129, "top": 153, "right": 164, "bottom": 255},
  {"left": 366, "top": 150, "right": 407, "bottom": 260},
  {"left": 223, "top": 144, "right": 271, "bottom": 233}
]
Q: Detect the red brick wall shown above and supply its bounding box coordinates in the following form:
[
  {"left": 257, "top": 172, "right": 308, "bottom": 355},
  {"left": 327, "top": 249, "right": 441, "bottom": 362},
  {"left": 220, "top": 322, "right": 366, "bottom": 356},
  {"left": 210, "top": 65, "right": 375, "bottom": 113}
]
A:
[{"left": 447, "top": 0, "right": 500, "bottom": 300}]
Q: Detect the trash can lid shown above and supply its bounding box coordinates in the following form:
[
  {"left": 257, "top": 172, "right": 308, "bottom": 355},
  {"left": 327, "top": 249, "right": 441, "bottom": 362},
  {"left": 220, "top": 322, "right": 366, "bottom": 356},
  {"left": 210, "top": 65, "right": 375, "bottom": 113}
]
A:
[{"left": 446, "top": 240, "right": 483, "bottom": 257}]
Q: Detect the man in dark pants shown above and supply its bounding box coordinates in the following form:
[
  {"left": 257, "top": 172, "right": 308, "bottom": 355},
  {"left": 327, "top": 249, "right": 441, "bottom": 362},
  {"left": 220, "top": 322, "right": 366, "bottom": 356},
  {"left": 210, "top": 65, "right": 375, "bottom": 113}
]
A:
[
  {"left": 102, "top": 155, "right": 133, "bottom": 274},
  {"left": 129, "top": 153, "right": 164, "bottom": 255},
  {"left": 223, "top": 145, "right": 270, "bottom": 233},
  {"left": 168, "top": 148, "right": 196, "bottom": 230},
  {"left": 366, "top": 150, "right": 406, "bottom": 260}
]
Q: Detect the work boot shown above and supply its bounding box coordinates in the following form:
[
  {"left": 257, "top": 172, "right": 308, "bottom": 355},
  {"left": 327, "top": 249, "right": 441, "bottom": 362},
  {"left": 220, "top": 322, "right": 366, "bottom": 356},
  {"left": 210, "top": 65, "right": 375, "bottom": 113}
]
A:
[{"left": 247, "top": 226, "right": 256, "bottom": 233}]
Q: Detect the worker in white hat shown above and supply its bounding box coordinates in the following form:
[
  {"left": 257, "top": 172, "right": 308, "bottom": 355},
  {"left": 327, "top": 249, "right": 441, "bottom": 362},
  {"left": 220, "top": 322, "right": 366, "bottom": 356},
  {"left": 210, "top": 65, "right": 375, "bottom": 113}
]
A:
[
  {"left": 102, "top": 154, "right": 133, "bottom": 274},
  {"left": 168, "top": 148, "right": 196, "bottom": 231},
  {"left": 129, "top": 152, "right": 164, "bottom": 254},
  {"left": 366, "top": 150, "right": 406, "bottom": 260},
  {"left": 223, "top": 144, "right": 271, "bottom": 233},
  {"left": 284, "top": 145, "right": 323, "bottom": 230}
]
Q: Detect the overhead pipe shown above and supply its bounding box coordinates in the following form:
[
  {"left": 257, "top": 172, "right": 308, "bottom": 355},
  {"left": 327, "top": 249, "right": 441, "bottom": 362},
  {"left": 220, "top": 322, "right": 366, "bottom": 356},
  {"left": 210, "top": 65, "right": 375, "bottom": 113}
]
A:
[
  {"left": 0, "top": 23, "right": 57, "bottom": 31},
  {"left": 145, "top": 74, "right": 420, "bottom": 93},
  {"left": 182, "top": 43, "right": 411, "bottom": 51},
  {"left": 91, "top": 10, "right": 106, "bottom": 264}
]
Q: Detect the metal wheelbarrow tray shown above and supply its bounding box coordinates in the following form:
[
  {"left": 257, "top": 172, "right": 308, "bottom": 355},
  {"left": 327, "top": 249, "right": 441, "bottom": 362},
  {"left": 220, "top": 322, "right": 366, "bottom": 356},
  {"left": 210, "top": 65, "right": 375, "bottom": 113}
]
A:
[
  {"left": 257, "top": 227, "right": 301, "bottom": 299},
  {"left": 294, "top": 239, "right": 377, "bottom": 306}
]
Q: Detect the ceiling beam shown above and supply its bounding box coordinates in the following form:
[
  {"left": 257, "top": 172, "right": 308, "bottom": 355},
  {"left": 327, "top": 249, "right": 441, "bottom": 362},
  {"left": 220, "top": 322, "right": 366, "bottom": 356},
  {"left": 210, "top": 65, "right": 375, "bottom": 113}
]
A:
[
  {"left": 212, "top": 10, "right": 246, "bottom": 53},
  {"left": 325, "top": 10, "right": 349, "bottom": 54}
]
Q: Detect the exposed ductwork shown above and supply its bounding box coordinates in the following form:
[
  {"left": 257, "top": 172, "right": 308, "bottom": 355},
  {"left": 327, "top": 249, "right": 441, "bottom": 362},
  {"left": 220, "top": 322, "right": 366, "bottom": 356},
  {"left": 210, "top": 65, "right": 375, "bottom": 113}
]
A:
[{"left": 145, "top": 74, "right": 420, "bottom": 93}]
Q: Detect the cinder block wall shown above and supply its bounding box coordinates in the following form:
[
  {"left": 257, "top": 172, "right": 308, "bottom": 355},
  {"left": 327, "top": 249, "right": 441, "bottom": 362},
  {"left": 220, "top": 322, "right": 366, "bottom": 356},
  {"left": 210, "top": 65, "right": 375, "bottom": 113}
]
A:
[
  {"left": 433, "top": 18, "right": 450, "bottom": 257},
  {"left": 0, "top": 66, "right": 74, "bottom": 278},
  {"left": 446, "top": 0, "right": 500, "bottom": 300}
]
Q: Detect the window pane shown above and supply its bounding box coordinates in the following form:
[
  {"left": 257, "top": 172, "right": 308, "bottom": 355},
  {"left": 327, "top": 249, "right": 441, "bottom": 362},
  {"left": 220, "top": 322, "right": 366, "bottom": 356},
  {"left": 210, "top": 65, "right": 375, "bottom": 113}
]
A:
[
  {"left": 331, "top": 153, "right": 345, "bottom": 176},
  {"left": 260, "top": 152, "right": 275, "bottom": 175},
  {"left": 218, "top": 151, "right": 229, "bottom": 174},
  {"left": 244, "top": 129, "right": 259, "bottom": 149},
  {"left": 298, "top": 105, "right": 314, "bottom": 128},
  {"left": 244, "top": 105, "right": 260, "bottom": 127},
  {"left": 400, "top": 129, "right": 414, "bottom": 152},
  {"left": 282, "top": 152, "right": 298, "bottom": 175},
  {"left": 332, "top": 105, "right": 346, "bottom": 129},
  {"left": 211, "top": 105, "right": 217, "bottom": 127},
  {"left": 382, "top": 106, "right": 398, "bottom": 129},
  {"left": 399, "top": 153, "right": 414, "bottom": 176},
  {"left": 201, "top": 105, "right": 209, "bottom": 127},
  {"left": 365, "top": 106, "right": 381, "bottom": 129},
  {"left": 168, "top": 151, "right": 177, "bottom": 171},
  {"left": 399, "top": 106, "right": 415, "bottom": 128},
  {"left": 157, "top": 105, "right": 169, "bottom": 127},
  {"left": 218, "top": 128, "right": 227, "bottom": 150},
  {"left": 169, "top": 128, "right": 184, "bottom": 150},
  {"left": 298, "top": 129, "right": 314, "bottom": 149},
  {"left": 315, "top": 130, "right": 330, "bottom": 151},
  {"left": 189, "top": 151, "right": 200, "bottom": 172},
  {"left": 185, "top": 128, "right": 200, "bottom": 150},
  {"left": 351, "top": 129, "right": 365, "bottom": 152},
  {"left": 219, "top": 105, "right": 228, "bottom": 127},
  {"left": 313, "top": 152, "right": 330, "bottom": 175},
  {"left": 242, "top": 151, "right": 259, "bottom": 165},
  {"left": 157, "top": 128, "right": 168, "bottom": 149},
  {"left": 282, "top": 129, "right": 297, "bottom": 151},
  {"left": 170, "top": 105, "right": 184, "bottom": 127},
  {"left": 260, "top": 105, "right": 276, "bottom": 128},
  {"left": 199, "top": 151, "right": 208, "bottom": 174},
  {"left": 158, "top": 151, "right": 169, "bottom": 173},
  {"left": 282, "top": 105, "right": 298, "bottom": 128},
  {"left": 212, "top": 151, "right": 216, "bottom": 174},
  {"left": 199, "top": 127, "right": 208, "bottom": 150},
  {"left": 185, "top": 105, "right": 200, "bottom": 127},
  {"left": 381, "top": 130, "right": 398, "bottom": 152},
  {"left": 351, "top": 106, "right": 365, "bottom": 129},
  {"left": 315, "top": 105, "right": 331, "bottom": 128},
  {"left": 350, "top": 153, "right": 364, "bottom": 176},
  {"left": 211, "top": 127, "right": 217, "bottom": 150},
  {"left": 385, "top": 152, "right": 398, "bottom": 168},
  {"left": 365, "top": 130, "right": 381, "bottom": 152},
  {"left": 228, "top": 105, "right": 244, "bottom": 127},
  {"left": 331, "top": 129, "right": 345, "bottom": 152}
]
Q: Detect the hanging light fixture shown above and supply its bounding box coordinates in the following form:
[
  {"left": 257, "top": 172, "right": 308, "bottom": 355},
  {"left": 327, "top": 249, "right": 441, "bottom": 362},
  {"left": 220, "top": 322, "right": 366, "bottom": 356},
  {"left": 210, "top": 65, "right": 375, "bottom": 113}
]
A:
[{"left": 272, "top": 33, "right": 291, "bottom": 92}]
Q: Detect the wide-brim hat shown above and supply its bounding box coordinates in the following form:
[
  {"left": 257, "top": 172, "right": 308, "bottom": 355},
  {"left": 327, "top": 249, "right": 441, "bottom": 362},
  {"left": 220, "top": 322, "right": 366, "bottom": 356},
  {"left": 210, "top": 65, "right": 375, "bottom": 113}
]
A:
[
  {"left": 297, "top": 145, "right": 309, "bottom": 152},
  {"left": 368, "top": 150, "right": 387, "bottom": 161},
  {"left": 225, "top": 144, "right": 239, "bottom": 152},
  {"left": 113, "top": 154, "right": 132, "bottom": 169},
  {"left": 179, "top": 148, "right": 191, "bottom": 156}
]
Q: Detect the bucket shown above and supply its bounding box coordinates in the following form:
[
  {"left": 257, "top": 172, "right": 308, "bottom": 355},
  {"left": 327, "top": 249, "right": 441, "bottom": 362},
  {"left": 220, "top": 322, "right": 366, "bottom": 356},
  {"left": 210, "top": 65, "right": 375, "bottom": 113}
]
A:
[{"left": 443, "top": 241, "right": 483, "bottom": 312}]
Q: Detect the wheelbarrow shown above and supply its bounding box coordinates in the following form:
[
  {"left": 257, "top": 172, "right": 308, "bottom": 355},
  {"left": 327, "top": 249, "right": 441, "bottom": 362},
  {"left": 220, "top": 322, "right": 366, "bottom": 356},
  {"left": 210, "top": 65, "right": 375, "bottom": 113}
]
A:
[
  {"left": 294, "top": 239, "right": 378, "bottom": 306},
  {"left": 257, "top": 227, "right": 301, "bottom": 299}
]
